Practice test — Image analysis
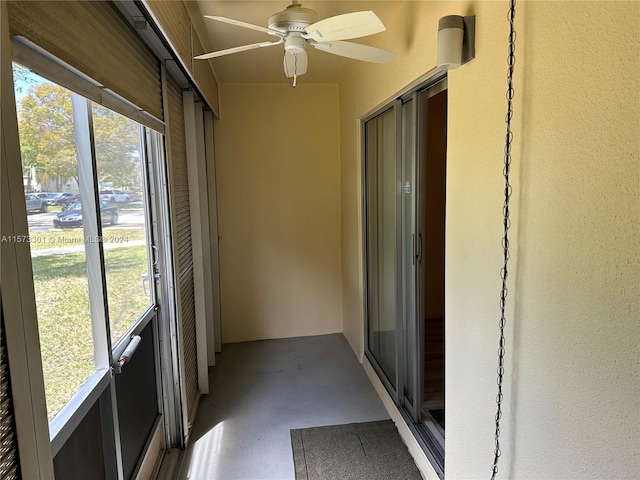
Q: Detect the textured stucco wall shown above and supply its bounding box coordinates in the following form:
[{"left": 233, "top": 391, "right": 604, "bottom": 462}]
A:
[
  {"left": 339, "top": 1, "right": 639, "bottom": 478},
  {"left": 446, "top": 2, "right": 639, "bottom": 478},
  {"left": 215, "top": 84, "right": 343, "bottom": 343}
]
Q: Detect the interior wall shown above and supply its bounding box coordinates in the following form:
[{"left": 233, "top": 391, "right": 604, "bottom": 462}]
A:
[
  {"left": 214, "top": 83, "right": 342, "bottom": 343},
  {"left": 339, "top": 1, "right": 639, "bottom": 479}
]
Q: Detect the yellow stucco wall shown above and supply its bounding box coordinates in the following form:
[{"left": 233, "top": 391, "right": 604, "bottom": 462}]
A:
[
  {"left": 339, "top": 1, "right": 639, "bottom": 478},
  {"left": 214, "top": 83, "right": 343, "bottom": 343},
  {"left": 210, "top": 2, "right": 638, "bottom": 476}
]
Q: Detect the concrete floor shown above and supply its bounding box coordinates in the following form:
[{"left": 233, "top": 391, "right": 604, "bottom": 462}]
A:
[{"left": 178, "top": 334, "right": 390, "bottom": 480}]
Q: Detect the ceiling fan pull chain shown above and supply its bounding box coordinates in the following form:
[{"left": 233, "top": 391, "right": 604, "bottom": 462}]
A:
[
  {"left": 293, "top": 53, "right": 298, "bottom": 87},
  {"left": 491, "top": 1, "right": 516, "bottom": 479}
]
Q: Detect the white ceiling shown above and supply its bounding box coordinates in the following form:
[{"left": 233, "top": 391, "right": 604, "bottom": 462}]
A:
[{"left": 187, "top": 1, "right": 418, "bottom": 84}]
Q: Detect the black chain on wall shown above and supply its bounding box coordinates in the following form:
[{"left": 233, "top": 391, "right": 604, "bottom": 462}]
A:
[{"left": 491, "top": 1, "right": 516, "bottom": 479}]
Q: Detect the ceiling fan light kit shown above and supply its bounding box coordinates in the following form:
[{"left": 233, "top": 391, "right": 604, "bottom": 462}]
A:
[{"left": 196, "top": 1, "right": 396, "bottom": 86}]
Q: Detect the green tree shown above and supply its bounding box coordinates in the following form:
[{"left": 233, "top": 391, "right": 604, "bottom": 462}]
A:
[
  {"left": 17, "top": 83, "right": 140, "bottom": 190},
  {"left": 18, "top": 83, "right": 78, "bottom": 187},
  {"left": 92, "top": 105, "right": 140, "bottom": 188}
]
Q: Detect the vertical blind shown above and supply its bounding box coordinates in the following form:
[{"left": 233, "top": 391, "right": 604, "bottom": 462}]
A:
[{"left": 167, "top": 74, "right": 199, "bottom": 417}]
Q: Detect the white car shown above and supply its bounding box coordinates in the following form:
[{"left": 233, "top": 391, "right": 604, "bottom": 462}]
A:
[{"left": 99, "top": 189, "right": 132, "bottom": 203}]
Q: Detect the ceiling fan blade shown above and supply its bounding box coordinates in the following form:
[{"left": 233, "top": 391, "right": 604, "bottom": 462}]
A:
[
  {"left": 283, "top": 50, "right": 308, "bottom": 78},
  {"left": 313, "top": 40, "right": 396, "bottom": 64},
  {"left": 304, "top": 11, "right": 385, "bottom": 42},
  {"left": 204, "top": 15, "right": 284, "bottom": 37},
  {"left": 194, "top": 40, "right": 283, "bottom": 60}
]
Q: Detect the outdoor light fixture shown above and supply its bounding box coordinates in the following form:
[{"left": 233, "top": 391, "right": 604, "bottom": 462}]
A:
[{"left": 437, "top": 15, "right": 476, "bottom": 70}]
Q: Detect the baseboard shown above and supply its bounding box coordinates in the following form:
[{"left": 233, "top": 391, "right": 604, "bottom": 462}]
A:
[
  {"left": 362, "top": 357, "right": 440, "bottom": 480},
  {"left": 185, "top": 392, "right": 201, "bottom": 446}
]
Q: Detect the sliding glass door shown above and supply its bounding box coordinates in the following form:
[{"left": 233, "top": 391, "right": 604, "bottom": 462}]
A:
[{"left": 363, "top": 77, "right": 447, "bottom": 477}]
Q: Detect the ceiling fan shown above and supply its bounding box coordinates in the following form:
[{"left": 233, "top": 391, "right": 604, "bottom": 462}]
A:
[{"left": 194, "top": 0, "right": 396, "bottom": 86}]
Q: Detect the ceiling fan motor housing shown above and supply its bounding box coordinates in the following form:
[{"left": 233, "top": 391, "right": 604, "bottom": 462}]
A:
[
  {"left": 284, "top": 35, "right": 306, "bottom": 54},
  {"left": 268, "top": 4, "right": 318, "bottom": 32}
]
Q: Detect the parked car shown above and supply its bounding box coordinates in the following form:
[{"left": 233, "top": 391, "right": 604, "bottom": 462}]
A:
[
  {"left": 123, "top": 190, "right": 142, "bottom": 202},
  {"left": 45, "top": 193, "right": 61, "bottom": 205},
  {"left": 53, "top": 201, "right": 118, "bottom": 228},
  {"left": 25, "top": 193, "right": 48, "bottom": 213},
  {"left": 60, "top": 194, "right": 81, "bottom": 211},
  {"left": 46, "top": 192, "right": 74, "bottom": 205},
  {"left": 99, "top": 189, "right": 132, "bottom": 203}
]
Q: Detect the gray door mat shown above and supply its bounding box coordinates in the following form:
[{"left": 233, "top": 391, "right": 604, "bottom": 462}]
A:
[{"left": 291, "top": 420, "right": 422, "bottom": 480}]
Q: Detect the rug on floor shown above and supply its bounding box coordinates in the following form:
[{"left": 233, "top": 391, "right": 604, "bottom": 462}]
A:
[{"left": 290, "top": 420, "right": 422, "bottom": 480}]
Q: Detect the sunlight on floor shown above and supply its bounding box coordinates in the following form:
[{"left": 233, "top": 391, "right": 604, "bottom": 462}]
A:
[{"left": 185, "top": 422, "right": 225, "bottom": 478}]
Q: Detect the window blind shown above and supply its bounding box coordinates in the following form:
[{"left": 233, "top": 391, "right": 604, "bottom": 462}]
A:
[
  {"left": 166, "top": 74, "right": 199, "bottom": 416},
  {"left": 7, "top": 1, "right": 162, "bottom": 122}
]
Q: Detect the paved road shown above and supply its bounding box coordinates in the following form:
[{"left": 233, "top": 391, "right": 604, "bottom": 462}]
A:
[{"left": 27, "top": 208, "right": 145, "bottom": 232}]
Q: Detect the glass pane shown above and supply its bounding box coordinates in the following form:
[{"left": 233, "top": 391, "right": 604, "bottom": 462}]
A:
[
  {"left": 92, "top": 104, "right": 152, "bottom": 345},
  {"left": 12, "top": 64, "right": 95, "bottom": 420},
  {"left": 401, "top": 100, "right": 416, "bottom": 404},
  {"left": 366, "top": 108, "right": 397, "bottom": 386}
]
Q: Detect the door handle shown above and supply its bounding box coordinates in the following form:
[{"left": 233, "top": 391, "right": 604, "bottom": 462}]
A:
[{"left": 113, "top": 335, "right": 141, "bottom": 373}]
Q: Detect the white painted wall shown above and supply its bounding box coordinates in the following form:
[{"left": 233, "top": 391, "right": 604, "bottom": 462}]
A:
[{"left": 339, "top": 1, "right": 639, "bottom": 478}]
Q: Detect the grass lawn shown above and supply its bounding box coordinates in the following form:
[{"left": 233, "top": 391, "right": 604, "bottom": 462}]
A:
[
  {"left": 32, "top": 240, "right": 150, "bottom": 420},
  {"left": 28, "top": 227, "right": 146, "bottom": 250}
]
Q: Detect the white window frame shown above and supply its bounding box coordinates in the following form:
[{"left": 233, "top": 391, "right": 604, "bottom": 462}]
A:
[
  {"left": 1, "top": 3, "right": 55, "bottom": 476},
  {"left": 2, "top": 18, "right": 185, "bottom": 476}
]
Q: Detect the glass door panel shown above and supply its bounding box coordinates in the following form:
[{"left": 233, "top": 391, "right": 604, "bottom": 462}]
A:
[
  {"left": 91, "top": 103, "right": 153, "bottom": 345},
  {"left": 401, "top": 98, "right": 417, "bottom": 411},
  {"left": 94, "top": 107, "right": 164, "bottom": 479},
  {"left": 365, "top": 107, "right": 398, "bottom": 388}
]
